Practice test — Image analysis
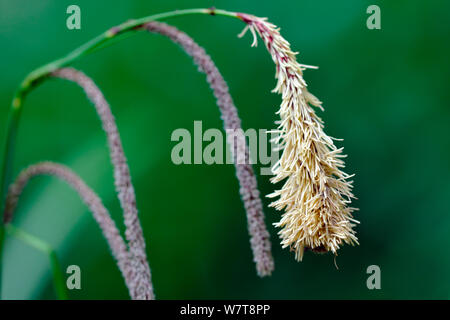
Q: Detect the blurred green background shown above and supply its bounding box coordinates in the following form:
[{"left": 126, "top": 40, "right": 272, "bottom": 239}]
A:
[{"left": 0, "top": 0, "right": 449, "bottom": 299}]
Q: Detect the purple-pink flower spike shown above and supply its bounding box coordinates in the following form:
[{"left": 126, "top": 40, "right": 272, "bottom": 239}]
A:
[
  {"left": 144, "top": 21, "right": 274, "bottom": 276},
  {"left": 51, "top": 68, "right": 154, "bottom": 299},
  {"left": 3, "top": 162, "right": 134, "bottom": 295}
]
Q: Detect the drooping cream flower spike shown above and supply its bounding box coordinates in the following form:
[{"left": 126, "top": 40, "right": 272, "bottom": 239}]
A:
[{"left": 237, "top": 13, "right": 359, "bottom": 261}]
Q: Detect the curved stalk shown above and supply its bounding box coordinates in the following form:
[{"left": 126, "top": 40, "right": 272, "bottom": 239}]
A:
[
  {"left": 0, "top": 7, "right": 241, "bottom": 299},
  {"left": 5, "top": 224, "right": 68, "bottom": 300}
]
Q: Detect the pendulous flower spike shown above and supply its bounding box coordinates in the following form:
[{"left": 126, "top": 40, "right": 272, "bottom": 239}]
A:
[
  {"left": 236, "top": 13, "right": 359, "bottom": 261},
  {"left": 3, "top": 161, "right": 134, "bottom": 295},
  {"left": 51, "top": 68, "right": 154, "bottom": 299},
  {"left": 144, "top": 21, "right": 274, "bottom": 276}
]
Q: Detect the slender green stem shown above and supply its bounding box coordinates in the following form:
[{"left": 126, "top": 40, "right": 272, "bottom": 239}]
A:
[
  {"left": 5, "top": 224, "right": 68, "bottom": 299},
  {"left": 0, "top": 7, "right": 242, "bottom": 299}
]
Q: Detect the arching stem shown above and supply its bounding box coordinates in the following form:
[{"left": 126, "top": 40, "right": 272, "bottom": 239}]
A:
[{"left": 5, "top": 224, "right": 68, "bottom": 300}]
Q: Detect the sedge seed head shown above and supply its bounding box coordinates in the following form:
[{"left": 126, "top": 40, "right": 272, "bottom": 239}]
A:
[{"left": 237, "top": 13, "right": 359, "bottom": 261}]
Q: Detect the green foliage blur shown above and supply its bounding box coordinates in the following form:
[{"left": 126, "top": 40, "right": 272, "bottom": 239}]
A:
[{"left": 0, "top": 0, "right": 449, "bottom": 299}]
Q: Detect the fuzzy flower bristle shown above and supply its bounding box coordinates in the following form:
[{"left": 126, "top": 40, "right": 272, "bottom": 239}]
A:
[{"left": 237, "top": 13, "right": 359, "bottom": 261}]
